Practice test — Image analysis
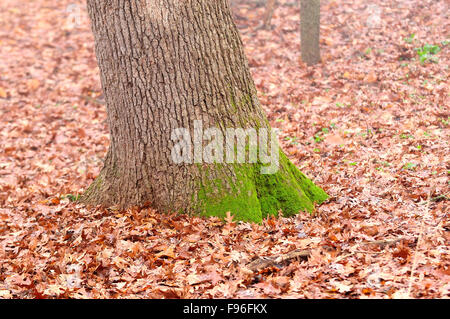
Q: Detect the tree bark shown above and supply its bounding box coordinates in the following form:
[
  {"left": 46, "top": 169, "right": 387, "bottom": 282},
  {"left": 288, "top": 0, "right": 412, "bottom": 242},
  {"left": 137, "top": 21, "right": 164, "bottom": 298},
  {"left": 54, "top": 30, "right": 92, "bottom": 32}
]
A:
[
  {"left": 301, "top": 0, "right": 321, "bottom": 65},
  {"left": 82, "top": 0, "right": 327, "bottom": 222}
]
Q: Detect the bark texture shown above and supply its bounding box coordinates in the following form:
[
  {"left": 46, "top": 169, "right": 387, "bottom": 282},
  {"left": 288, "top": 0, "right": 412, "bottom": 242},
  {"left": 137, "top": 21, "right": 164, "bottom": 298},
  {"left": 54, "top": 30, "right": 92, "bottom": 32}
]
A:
[
  {"left": 301, "top": 0, "right": 321, "bottom": 65},
  {"left": 82, "top": 0, "right": 327, "bottom": 222}
]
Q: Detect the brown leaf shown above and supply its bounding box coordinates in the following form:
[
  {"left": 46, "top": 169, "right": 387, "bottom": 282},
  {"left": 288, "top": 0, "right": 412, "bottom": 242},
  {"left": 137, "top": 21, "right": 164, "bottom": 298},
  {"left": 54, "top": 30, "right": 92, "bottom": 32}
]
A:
[
  {"left": 324, "top": 134, "right": 345, "bottom": 146},
  {"left": 365, "top": 71, "right": 378, "bottom": 83},
  {"left": 393, "top": 246, "right": 410, "bottom": 263},
  {"left": 361, "top": 225, "right": 379, "bottom": 237},
  {"left": 155, "top": 246, "right": 176, "bottom": 259},
  {"left": 26, "top": 79, "right": 40, "bottom": 91},
  {"left": 0, "top": 87, "right": 7, "bottom": 98}
]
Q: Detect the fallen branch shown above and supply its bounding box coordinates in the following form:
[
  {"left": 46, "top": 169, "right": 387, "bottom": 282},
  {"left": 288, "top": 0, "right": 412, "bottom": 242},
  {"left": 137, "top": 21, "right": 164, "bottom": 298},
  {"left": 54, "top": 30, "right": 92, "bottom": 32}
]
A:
[
  {"left": 246, "top": 248, "right": 310, "bottom": 272},
  {"left": 407, "top": 185, "right": 435, "bottom": 297},
  {"left": 246, "top": 238, "right": 408, "bottom": 272}
]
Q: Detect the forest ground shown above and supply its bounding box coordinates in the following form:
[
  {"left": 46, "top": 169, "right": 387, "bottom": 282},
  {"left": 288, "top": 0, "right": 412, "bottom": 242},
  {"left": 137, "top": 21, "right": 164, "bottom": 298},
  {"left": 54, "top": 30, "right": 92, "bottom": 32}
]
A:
[{"left": 0, "top": 0, "right": 448, "bottom": 298}]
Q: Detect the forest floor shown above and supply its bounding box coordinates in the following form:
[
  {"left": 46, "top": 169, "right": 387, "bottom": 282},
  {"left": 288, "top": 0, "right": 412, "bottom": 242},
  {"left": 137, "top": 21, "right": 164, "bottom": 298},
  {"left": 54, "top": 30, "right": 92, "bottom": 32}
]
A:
[{"left": 0, "top": 0, "right": 448, "bottom": 298}]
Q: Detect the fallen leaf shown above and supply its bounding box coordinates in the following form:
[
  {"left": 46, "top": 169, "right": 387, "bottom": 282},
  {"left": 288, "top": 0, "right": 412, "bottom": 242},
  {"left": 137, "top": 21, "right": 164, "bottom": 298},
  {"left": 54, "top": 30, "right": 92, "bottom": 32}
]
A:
[
  {"left": 0, "top": 87, "right": 7, "bottom": 98},
  {"left": 324, "top": 134, "right": 345, "bottom": 146},
  {"left": 155, "top": 246, "right": 176, "bottom": 259}
]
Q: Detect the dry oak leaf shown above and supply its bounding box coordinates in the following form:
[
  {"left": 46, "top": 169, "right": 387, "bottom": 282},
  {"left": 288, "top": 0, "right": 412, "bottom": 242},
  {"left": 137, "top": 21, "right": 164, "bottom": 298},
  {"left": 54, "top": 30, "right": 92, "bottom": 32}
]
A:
[
  {"left": 365, "top": 71, "right": 378, "bottom": 83},
  {"left": 26, "top": 79, "right": 40, "bottom": 91},
  {"left": 331, "top": 280, "right": 353, "bottom": 293},
  {"left": 0, "top": 290, "right": 12, "bottom": 298},
  {"left": 361, "top": 287, "right": 374, "bottom": 296},
  {"left": 324, "top": 134, "right": 345, "bottom": 146},
  {"left": 5, "top": 274, "right": 31, "bottom": 287},
  {"left": 342, "top": 71, "right": 351, "bottom": 79},
  {"left": 0, "top": 87, "right": 7, "bottom": 98},
  {"left": 392, "top": 246, "right": 411, "bottom": 263},
  {"left": 360, "top": 225, "right": 379, "bottom": 237},
  {"left": 187, "top": 272, "right": 223, "bottom": 286},
  {"left": 155, "top": 246, "right": 176, "bottom": 259}
]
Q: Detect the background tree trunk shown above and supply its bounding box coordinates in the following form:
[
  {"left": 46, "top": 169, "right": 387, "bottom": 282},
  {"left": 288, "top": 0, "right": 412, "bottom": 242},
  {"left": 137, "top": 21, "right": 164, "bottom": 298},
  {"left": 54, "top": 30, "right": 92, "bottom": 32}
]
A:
[
  {"left": 263, "top": 0, "right": 277, "bottom": 28},
  {"left": 301, "top": 0, "right": 321, "bottom": 65},
  {"left": 82, "top": 0, "right": 327, "bottom": 222}
]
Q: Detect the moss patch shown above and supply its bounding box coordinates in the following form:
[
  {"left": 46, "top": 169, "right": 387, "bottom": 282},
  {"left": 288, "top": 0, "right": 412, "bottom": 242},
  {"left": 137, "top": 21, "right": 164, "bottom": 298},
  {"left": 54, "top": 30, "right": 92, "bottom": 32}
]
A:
[{"left": 194, "top": 149, "right": 328, "bottom": 223}]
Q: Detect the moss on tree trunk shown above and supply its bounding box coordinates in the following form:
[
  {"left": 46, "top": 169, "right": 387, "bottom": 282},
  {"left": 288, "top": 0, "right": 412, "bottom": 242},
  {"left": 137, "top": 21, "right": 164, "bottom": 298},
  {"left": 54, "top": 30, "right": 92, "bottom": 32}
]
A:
[
  {"left": 194, "top": 150, "right": 328, "bottom": 222},
  {"left": 81, "top": 0, "right": 328, "bottom": 222}
]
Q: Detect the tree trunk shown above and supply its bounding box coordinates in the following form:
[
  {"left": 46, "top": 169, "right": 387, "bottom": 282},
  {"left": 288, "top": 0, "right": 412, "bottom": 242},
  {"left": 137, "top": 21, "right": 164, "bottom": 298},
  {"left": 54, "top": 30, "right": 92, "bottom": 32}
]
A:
[
  {"left": 82, "top": 0, "right": 327, "bottom": 222},
  {"left": 263, "top": 0, "right": 276, "bottom": 28},
  {"left": 301, "top": 0, "right": 321, "bottom": 65}
]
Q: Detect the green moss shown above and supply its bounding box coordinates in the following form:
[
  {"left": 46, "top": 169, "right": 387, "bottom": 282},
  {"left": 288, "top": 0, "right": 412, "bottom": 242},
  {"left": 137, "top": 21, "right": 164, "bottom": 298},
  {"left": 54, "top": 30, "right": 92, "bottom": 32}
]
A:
[
  {"left": 228, "top": 88, "right": 263, "bottom": 127},
  {"left": 193, "top": 85, "right": 327, "bottom": 222},
  {"left": 194, "top": 163, "right": 262, "bottom": 222},
  {"left": 193, "top": 149, "right": 328, "bottom": 223},
  {"left": 255, "top": 151, "right": 328, "bottom": 218},
  {"left": 230, "top": 91, "right": 238, "bottom": 111},
  {"left": 79, "top": 174, "right": 104, "bottom": 203}
]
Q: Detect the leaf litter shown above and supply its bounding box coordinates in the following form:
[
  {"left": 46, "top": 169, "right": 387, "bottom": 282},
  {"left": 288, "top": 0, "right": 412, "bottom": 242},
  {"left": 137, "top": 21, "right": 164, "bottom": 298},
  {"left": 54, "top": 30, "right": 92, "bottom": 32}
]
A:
[{"left": 0, "top": 0, "right": 448, "bottom": 298}]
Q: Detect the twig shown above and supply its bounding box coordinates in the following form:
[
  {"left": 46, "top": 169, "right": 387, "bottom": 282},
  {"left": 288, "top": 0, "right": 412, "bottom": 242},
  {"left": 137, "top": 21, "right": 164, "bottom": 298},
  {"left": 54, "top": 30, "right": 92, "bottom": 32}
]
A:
[
  {"left": 246, "top": 248, "right": 310, "bottom": 272},
  {"left": 407, "top": 185, "right": 435, "bottom": 297},
  {"left": 352, "top": 250, "right": 383, "bottom": 255},
  {"left": 246, "top": 238, "right": 404, "bottom": 272},
  {"left": 430, "top": 193, "right": 449, "bottom": 202},
  {"left": 360, "top": 238, "right": 403, "bottom": 247}
]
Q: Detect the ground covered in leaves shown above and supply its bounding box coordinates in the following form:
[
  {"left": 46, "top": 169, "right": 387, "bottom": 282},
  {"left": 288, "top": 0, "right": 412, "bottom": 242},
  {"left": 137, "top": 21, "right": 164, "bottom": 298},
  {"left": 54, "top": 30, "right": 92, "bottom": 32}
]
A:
[{"left": 0, "top": 0, "right": 448, "bottom": 298}]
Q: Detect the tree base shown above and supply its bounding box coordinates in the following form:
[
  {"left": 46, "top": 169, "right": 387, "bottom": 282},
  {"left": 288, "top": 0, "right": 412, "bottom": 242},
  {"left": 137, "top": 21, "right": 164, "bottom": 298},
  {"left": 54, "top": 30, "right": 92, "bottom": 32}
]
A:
[{"left": 81, "top": 150, "right": 328, "bottom": 223}]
